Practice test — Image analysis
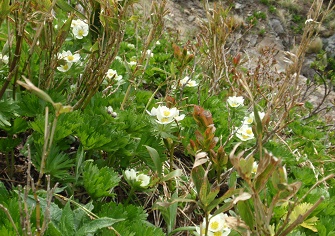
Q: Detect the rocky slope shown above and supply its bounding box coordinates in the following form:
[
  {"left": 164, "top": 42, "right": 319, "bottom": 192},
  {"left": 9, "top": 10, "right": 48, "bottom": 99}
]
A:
[{"left": 162, "top": 0, "right": 335, "bottom": 120}]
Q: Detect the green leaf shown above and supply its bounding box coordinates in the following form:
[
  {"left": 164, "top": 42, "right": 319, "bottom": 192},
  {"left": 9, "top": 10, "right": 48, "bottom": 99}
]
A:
[
  {"left": 253, "top": 105, "right": 263, "bottom": 136},
  {"left": 145, "top": 145, "right": 162, "bottom": 176},
  {"left": 168, "top": 226, "right": 197, "bottom": 236},
  {"left": 237, "top": 200, "right": 254, "bottom": 229},
  {"left": 46, "top": 222, "right": 62, "bottom": 236},
  {"left": 83, "top": 161, "right": 120, "bottom": 199},
  {"left": 191, "top": 166, "right": 206, "bottom": 195},
  {"left": 75, "top": 217, "right": 124, "bottom": 236},
  {"left": 161, "top": 169, "right": 182, "bottom": 182},
  {"left": 254, "top": 151, "right": 281, "bottom": 192},
  {"left": 59, "top": 202, "right": 75, "bottom": 236},
  {"left": 75, "top": 145, "right": 85, "bottom": 183}
]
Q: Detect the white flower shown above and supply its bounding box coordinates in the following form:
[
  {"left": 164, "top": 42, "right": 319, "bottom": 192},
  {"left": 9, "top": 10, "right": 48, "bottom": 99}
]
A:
[
  {"left": 58, "top": 50, "right": 80, "bottom": 63},
  {"left": 227, "top": 96, "right": 244, "bottom": 108},
  {"left": 208, "top": 214, "right": 226, "bottom": 232},
  {"left": 57, "top": 62, "right": 72, "bottom": 72},
  {"left": 243, "top": 111, "right": 265, "bottom": 125},
  {"left": 124, "top": 169, "right": 150, "bottom": 188},
  {"left": 106, "top": 106, "right": 117, "bottom": 117},
  {"left": 106, "top": 69, "right": 118, "bottom": 79},
  {"left": 127, "top": 43, "right": 135, "bottom": 49},
  {"left": 70, "top": 84, "right": 76, "bottom": 91},
  {"left": 124, "top": 169, "right": 137, "bottom": 180},
  {"left": 0, "top": 53, "right": 9, "bottom": 64},
  {"left": 128, "top": 61, "right": 137, "bottom": 67},
  {"left": 305, "top": 19, "right": 319, "bottom": 24},
  {"left": 115, "top": 56, "right": 122, "bottom": 61},
  {"left": 236, "top": 124, "right": 254, "bottom": 141},
  {"left": 156, "top": 41, "right": 161, "bottom": 45},
  {"left": 179, "top": 76, "right": 198, "bottom": 87},
  {"left": 147, "top": 105, "right": 185, "bottom": 124},
  {"left": 146, "top": 49, "right": 153, "bottom": 58},
  {"left": 136, "top": 173, "right": 150, "bottom": 187},
  {"left": 71, "top": 19, "right": 89, "bottom": 39},
  {"left": 105, "top": 69, "right": 124, "bottom": 85},
  {"left": 195, "top": 213, "right": 231, "bottom": 236},
  {"left": 252, "top": 161, "right": 258, "bottom": 174}
]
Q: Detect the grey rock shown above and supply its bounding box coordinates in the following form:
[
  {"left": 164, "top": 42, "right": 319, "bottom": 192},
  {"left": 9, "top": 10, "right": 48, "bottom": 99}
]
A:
[
  {"left": 188, "top": 15, "right": 196, "bottom": 22},
  {"left": 324, "top": 34, "right": 335, "bottom": 58},
  {"left": 269, "top": 18, "right": 285, "bottom": 36}
]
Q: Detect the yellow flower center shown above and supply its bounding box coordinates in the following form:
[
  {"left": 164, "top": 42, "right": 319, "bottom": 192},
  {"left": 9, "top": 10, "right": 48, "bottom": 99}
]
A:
[
  {"left": 210, "top": 221, "right": 219, "bottom": 230},
  {"left": 78, "top": 29, "right": 84, "bottom": 36},
  {"left": 67, "top": 55, "right": 74, "bottom": 61},
  {"left": 161, "top": 117, "right": 169, "bottom": 123},
  {"left": 63, "top": 64, "right": 69, "bottom": 70},
  {"left": 246, "top": 129, "right": 253, "bottom": 135},
  {"left": 214, "top": 231, "right": 224, "bottom": 236},
  {"left": 163, "top": 111, "right": 170, "bottom": 116},
  {"left": 242, "top": 135, "right": 249, "bottom": 140}
]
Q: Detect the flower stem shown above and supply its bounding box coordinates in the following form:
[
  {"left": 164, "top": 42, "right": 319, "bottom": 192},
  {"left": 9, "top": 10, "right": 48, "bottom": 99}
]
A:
[{"left": 125, "top": 187, "right": 135, "bottom": 205}]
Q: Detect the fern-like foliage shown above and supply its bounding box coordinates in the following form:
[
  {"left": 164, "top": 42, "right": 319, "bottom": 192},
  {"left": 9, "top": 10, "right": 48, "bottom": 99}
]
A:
[
  {"left": 83, "top": 161, "right": 120, "bottom": 200},
  {"left": 30, "top": 144, "right": 75, "bottom": 182},
  {"left": 96, "top": 202, "right": 165, "bottom": 236},
  {"left": 0, "top": 99, "right": 19, "bottom": 127}
]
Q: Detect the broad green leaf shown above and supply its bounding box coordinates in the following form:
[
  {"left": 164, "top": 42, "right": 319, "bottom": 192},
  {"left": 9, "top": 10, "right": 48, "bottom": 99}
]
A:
[
  {"left": 75, "top": 217, "right": 124, "bottom": 236},
  {"left": 191, "top": 166, "right": 206, "bottom": 195},
  {"left": 145, "top": 145, "right": 162, "bottom": 176},
  {"left": 237, "top": 200, "right": 254, "bottom": 229}
]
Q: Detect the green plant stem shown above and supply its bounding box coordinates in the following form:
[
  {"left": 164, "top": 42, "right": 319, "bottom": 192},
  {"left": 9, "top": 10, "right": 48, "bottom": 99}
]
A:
[
  {"left": 120, "top": 84, "right": 132, "bottom": 110},
  {"left": 125, "top": 187, "right": 135, "bottom": 205},
  {"left": 0, "top": 204, "right": 20, "bottom": 235}
]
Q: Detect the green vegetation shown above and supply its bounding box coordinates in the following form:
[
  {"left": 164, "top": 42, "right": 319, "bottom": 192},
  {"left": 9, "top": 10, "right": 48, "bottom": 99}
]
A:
[{"left": 0, "top": 0, "right": 334, "bottom": 235}]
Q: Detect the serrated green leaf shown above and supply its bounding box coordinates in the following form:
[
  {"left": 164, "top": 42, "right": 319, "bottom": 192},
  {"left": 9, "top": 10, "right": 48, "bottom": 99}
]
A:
[
  {"left": 60, "top": 202, "right": 75, "bottom": 235},
  {"left": 75, "top": 217, "right": 124, "bottom": 236}
]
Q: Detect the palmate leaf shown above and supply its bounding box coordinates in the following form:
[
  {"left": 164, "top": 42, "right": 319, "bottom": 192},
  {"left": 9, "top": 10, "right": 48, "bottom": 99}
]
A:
[
  {"left": 0, "top": 99, "right": 19, "bottom": 127},
  {"left": 289, "top": 202, "right": 319, "bottom": 233},
  {"left": 32, "top": 144, "right": 75, "bottom": 181},
  {"left": 97, "top": 202, "right": 164, "bottom": 236},
  {"left": 83, "top": 161, "right": 120, "bottom": 200}
]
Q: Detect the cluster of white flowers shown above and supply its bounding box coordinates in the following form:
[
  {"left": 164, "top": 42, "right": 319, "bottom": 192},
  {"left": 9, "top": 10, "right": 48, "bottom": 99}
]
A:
[
  {"left": 235, "top": 124, "right": 254, "bottom": 141},
  {"left": 71, "top": 19, "right": 89, "bottom": 39},
  {"left": 105, "top": 69, "right": 124, "bottom": 85},
  {"left": 146, "top": 49, "right": 153, "bottom": 58},
  {"left": 127, "top": 43, "right": 135, "bottom": 49},
  {"left": 179, "top": 76, "right": 198, "bottom": 87},
  {"left": 0, "top": 53, "right": 9, "bottom": 64},
  {"left": 57, "top": 50, "right": 81, "bottom": 72},
  {"left": 147, "top": 105, "right": 185, "bottom": 124},
  {"left": 227, "top": 96, "right": 266, "bottom": 142},
  {"left": 124, "top": 169, "right": 150, "bottom": 188},
  {"left": 236, "top": 111, "right": 265, "bottom": 141},
  {"left": 106, "top": 106, "right": 117, "bottom": 117},
  {"left": 195, "top": 213, "right": 231, "bottom": 236},
  {"left": 227, "top": 96, "right": 244, "bottom": 108}
]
